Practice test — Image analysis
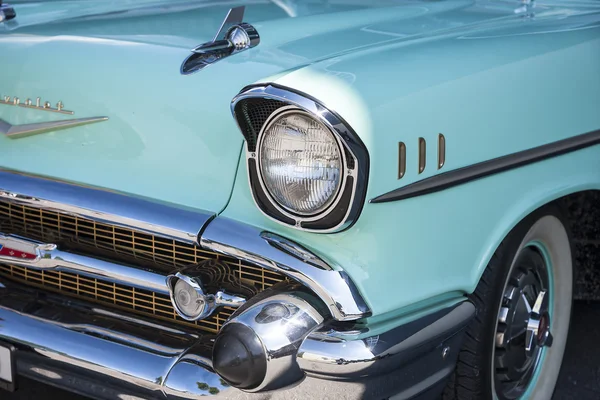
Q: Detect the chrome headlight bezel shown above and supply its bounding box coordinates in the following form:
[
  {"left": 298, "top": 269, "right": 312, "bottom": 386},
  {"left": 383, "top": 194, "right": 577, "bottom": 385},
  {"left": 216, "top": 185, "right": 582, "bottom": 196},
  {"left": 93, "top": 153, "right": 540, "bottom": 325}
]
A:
[{"left": 231, "top": 84, "right": 369, "bottom": 233}]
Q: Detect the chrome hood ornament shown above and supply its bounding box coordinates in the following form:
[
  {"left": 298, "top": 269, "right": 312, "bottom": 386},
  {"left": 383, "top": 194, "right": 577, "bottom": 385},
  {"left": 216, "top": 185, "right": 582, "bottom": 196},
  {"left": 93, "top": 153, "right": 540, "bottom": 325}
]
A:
[
  {"left": 181, "top": 6, "right": 260, "bottom": 75},
  {"left": 0, "top": 2, "right": 16, "bottom": 22}
]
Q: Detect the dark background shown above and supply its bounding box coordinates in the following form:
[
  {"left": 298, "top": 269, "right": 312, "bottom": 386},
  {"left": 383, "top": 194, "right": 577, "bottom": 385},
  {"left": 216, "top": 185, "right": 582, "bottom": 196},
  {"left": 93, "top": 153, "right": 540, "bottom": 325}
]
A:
[{"left": 6, "top": 302, "right": 600, "bottom": 400}]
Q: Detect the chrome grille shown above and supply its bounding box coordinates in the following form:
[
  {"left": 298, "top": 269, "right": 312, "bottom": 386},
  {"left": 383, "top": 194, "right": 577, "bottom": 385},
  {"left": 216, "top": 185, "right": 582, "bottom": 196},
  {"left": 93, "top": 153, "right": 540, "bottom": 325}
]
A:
[
  {"left": 0, "top": 201, "right": 287, "bottom": 333},
  {"left": 0, "top": 264, "right": 236, "bottom": 332}
]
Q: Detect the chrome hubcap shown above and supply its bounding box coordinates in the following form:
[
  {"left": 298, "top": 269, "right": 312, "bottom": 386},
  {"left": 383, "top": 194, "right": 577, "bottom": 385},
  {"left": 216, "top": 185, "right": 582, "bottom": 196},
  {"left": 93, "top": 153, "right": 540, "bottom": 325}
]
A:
[{"left": 494, "top": 248, "right": 552, "bottom": 399}]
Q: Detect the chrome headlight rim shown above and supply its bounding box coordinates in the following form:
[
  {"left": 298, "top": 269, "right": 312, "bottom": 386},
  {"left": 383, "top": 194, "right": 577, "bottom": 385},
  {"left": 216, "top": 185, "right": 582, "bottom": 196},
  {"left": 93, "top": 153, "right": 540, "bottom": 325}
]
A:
[
  {"left": 232, "top": 84, "right": 369, "bottom": 233},
  {"left": 255, "top": 106, "right": 348, "bottom": 220}
]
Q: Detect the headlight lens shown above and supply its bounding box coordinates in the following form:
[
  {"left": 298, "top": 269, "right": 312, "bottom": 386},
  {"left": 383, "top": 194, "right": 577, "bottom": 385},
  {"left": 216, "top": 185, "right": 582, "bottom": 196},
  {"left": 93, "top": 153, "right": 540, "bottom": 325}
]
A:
[{"left": 258, "top": 111, "right": 343, "bottom": 216}]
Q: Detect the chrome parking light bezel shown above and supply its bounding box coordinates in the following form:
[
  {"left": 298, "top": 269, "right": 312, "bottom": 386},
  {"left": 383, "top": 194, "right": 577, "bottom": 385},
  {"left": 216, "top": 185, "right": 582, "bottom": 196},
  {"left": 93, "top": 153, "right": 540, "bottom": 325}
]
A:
[
  {"left": 166, "top": 272, "right": 212, "bottom": 321},
  {"left": 166, "top": 272, "right": 246, "bottom": 321}
]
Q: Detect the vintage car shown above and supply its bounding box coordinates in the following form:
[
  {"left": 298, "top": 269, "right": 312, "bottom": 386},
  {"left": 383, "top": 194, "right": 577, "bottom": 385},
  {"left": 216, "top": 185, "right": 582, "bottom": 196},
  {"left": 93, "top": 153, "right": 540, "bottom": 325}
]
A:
[{"left": 0, "top": 0, "right": 599, "bottom": 399}]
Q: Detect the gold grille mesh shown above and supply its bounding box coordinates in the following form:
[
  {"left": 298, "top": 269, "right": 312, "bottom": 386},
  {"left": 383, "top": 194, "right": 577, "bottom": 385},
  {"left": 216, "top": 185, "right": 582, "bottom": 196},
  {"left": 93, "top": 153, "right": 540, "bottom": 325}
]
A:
[
  {"left": 0, "top": 201, "right": 286, "bottom": 333},
  {"left": 0, "top": 264, "right": 236, "bottom": 332}
]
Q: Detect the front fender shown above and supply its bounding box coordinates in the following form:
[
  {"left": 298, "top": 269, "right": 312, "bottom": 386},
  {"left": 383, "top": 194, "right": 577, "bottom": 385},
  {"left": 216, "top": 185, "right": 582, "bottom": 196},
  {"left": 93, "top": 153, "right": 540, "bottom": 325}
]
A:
[
  {"left": 221, "top": 2, "right": 600, "bottom": 318},
  {"left": 222, "top": 141, "right": 600, "bottom": 317}
]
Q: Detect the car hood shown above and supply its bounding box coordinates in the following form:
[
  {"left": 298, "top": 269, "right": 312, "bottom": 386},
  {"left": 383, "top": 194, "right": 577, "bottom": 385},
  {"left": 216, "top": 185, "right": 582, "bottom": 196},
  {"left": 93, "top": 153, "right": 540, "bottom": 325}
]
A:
[{"left": 0, "top": 0, "right": 522, "bottom": 214}]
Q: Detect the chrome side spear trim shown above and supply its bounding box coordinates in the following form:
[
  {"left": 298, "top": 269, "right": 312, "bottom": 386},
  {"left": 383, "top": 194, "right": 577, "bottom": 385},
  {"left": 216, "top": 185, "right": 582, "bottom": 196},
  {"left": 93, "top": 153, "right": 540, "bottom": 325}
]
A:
[{"left": 0, "top": 116, "right": 108, "bottom": 139}]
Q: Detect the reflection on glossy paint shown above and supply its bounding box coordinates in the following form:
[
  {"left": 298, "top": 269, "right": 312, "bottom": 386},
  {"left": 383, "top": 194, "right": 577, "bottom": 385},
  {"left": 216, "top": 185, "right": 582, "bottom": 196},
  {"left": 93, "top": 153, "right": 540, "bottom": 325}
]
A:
[{"left": 30, "top": 367, "right": 62, "bottom": 380}]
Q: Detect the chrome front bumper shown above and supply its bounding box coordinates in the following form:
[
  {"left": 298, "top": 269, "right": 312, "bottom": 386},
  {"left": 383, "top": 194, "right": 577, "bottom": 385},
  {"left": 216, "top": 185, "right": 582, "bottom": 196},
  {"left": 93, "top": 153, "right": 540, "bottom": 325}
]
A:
[{"left": 1, "top": 277, "right": 474, "bottom": 400}]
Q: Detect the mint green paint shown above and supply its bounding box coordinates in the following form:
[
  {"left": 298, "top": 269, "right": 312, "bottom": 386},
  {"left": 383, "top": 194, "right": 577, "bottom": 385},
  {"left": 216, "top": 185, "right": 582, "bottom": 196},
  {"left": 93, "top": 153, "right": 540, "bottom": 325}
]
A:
[
  {"left": 1, "top": 0, "right": 420, "bottom": 212},
  {"left": 1, "top": 0, "right": 599, "bottom": 318}
]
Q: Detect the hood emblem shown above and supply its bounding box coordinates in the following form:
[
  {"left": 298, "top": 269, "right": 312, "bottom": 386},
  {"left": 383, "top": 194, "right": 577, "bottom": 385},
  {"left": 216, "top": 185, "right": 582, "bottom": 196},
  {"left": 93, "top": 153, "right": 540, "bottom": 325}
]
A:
[
  {"left": 181, "top": 6, "right": 260, "bottom": 75},
  {"left": 0, "top": 94, "right": 108, "bottom": 139},
  {"left": 0, "top": 234, "right": 56, "bottom": 262}
]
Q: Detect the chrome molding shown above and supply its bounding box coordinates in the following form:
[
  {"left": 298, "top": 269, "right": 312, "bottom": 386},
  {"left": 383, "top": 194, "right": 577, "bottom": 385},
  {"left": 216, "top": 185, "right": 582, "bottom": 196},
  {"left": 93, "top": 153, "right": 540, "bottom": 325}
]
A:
[
  {"left": 297, "top": 301, "right": 475, "bottom": 378},
  {"left": 200, "top": 217, "right": 370, "bottom": 321},
  {"left": 0, "top": 117, "right": 108, "bottom": 139},
  {"left": 0, "top": 232, "right": 169, "bottom": 294},
  {"left": 0, "top": 169, "right": 211, "bottom": 244},
  {"left": 231, "top": 84, "right": 370, "bottom": 233},
  {"left": 259, "top": 232, "right": 332, "bottom": 270}
]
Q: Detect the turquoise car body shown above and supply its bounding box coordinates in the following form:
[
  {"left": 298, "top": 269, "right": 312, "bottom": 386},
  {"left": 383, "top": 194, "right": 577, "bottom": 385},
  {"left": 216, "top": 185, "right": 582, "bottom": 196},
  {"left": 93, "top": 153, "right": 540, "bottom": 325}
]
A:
[{"left": 1, "top": 0, "right": 600, "bottom": 328}]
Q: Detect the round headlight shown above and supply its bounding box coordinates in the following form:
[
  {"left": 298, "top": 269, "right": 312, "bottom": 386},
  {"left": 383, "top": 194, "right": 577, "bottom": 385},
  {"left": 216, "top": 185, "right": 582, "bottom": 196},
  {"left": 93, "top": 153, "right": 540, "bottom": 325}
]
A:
[
  {"left": 258, "top": 110, "right": 343, "bottom": 216},
  {"left": 173, "top": 279, "right": 205, "bottom": 319}
]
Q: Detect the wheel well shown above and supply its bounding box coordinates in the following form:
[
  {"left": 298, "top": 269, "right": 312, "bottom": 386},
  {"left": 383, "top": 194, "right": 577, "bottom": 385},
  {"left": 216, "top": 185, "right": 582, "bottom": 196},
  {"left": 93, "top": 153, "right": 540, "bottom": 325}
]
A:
[{"left": 556, "top": 190, "right": 600, "bottom": 301}]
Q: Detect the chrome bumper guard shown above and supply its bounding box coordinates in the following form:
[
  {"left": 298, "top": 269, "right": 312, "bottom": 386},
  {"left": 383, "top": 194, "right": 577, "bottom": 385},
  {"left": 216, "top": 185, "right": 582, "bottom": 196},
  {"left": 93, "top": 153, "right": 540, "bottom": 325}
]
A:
[{"left": 1, "top": 277, "right": 474, "bottom": 399}]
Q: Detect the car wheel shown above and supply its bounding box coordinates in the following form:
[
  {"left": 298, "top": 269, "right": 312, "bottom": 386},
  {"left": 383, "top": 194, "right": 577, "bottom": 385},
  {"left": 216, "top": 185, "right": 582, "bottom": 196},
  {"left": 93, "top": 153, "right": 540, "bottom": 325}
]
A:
[{"left": 444, "top": 206, "right": 573, "bottom": 400}]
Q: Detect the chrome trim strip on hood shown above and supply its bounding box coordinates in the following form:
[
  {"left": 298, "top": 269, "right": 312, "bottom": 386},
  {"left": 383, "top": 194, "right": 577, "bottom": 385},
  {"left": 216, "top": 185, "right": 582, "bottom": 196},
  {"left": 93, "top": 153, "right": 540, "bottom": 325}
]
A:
[{"left": 0, "top": 169, "right": 212, "bottom": 244}]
